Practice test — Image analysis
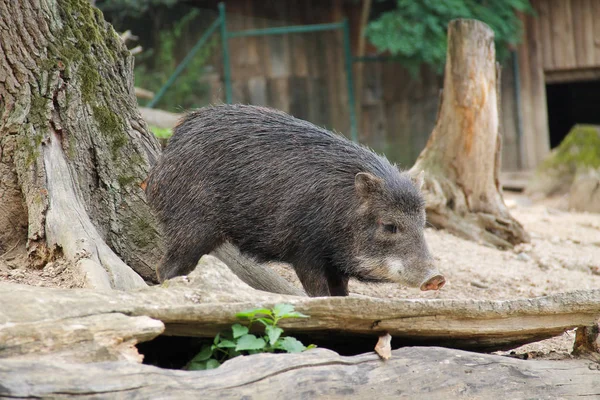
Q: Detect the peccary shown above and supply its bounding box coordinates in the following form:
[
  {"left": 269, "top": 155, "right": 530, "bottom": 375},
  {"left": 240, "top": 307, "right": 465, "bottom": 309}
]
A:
[{"left": 145, "top": 104, "right": 445, "bottom": 296}]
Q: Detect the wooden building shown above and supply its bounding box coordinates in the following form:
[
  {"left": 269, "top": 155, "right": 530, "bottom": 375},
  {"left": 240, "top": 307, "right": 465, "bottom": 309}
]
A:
[
  {"left": 514, "top": 0, "right": 600, "bottom": 170},
  {"left": 184, "top": 0, "right": 600, "bottom": 171}
]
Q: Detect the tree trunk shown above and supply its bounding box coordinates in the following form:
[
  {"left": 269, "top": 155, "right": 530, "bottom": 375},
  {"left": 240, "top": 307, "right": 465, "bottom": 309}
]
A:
[
  {"left": 0, "top": 0, "right": 312, "bottom": 294},
  {"left": 410, "top": 19, "right": 529, "bottom": 249},
  {"left": 0, "top": 0, "right": 164, "bottom": 289}
]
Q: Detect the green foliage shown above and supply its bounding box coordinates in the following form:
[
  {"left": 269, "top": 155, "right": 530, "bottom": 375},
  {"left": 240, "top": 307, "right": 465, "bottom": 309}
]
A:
[
  {"left": 133, "top": 9, "right": 217, "bottom": 112},
  {"left": 366, "top": 0, "right": 533, "bottom": 75},
  {"left": 149, "top": 126, "right": 173, "bottom": 139},
  {"left": 186, "top": 304, "right": 315, "bottom": 371},
  {"left": 96, "top": 0, "right": 179, "bottom": 22}
]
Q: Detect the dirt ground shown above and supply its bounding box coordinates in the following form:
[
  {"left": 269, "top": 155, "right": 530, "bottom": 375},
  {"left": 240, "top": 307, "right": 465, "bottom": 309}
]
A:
[{"left": 2, "top": 191, "right": 599, "bottom": 357}]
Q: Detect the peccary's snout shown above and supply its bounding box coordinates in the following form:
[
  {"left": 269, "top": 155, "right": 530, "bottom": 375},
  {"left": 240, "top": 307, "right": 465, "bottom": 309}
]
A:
[{"left": 420, "top": 274, "right": 446, "bottom": 291}]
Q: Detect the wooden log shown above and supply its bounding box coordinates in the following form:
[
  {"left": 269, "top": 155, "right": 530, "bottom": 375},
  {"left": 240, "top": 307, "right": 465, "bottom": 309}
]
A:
[
  {"left": 2, "top": 255, "right": 600, "bottom": 358},
  {"left": 0, "top": 314, "right": 163, "bottom": 364},
  {"left": 1, "top": 347, "right": 599, "bottom": 399}
]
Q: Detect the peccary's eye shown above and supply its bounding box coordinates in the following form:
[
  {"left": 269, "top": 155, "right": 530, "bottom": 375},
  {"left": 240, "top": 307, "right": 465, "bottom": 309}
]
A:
[{"left": 383, "top": 224, "right": 398, "bottom": 234}]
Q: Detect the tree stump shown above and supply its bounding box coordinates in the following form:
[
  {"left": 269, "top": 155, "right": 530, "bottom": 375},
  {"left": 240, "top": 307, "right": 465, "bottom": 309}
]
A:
[{"left": 409, "top": 19, "right": 529, "bottom": 249}]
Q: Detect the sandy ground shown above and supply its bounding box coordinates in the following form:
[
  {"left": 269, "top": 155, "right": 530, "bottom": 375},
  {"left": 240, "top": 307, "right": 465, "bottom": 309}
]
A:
[{"left": 1, "top": 192, "right": 599, "bottom": 357}]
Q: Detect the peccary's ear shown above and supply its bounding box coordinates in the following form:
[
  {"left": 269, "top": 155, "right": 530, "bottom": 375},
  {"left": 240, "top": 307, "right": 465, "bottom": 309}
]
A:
[
  {"left": 355, "top": 172, "right": 383, "bottom": 200},
  {"left": 409, "top": 169, "right": 425, "bottom": 191}
]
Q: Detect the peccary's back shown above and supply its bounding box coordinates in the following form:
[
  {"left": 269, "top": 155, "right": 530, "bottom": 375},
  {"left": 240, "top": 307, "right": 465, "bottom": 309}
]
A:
[{"left": 146, "top": 104, "right": 404, "bottom": 259}]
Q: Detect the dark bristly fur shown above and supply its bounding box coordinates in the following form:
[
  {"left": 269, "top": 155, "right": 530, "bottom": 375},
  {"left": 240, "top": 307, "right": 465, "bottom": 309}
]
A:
[{"left": 146, "top": 104, "right": 440, "bottom": 296}]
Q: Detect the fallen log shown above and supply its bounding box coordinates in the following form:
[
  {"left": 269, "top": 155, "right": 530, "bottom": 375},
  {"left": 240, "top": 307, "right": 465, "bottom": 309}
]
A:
[
  {"left": 1, "top": 347, "right": 598, "bottom": 399},
  {"left": 1, "top": 255, "right": 599, "bottom": 362}
]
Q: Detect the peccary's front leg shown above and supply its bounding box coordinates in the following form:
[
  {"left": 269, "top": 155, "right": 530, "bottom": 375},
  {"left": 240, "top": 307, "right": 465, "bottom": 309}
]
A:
[{"left": 326, "top": 272, "right": 349, "bottom": 297}]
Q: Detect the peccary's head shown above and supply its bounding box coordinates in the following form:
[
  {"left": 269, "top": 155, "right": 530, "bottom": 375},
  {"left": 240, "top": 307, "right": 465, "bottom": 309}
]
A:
[{"left": 352, "top": 170, "right": 445, "bottom": 291}]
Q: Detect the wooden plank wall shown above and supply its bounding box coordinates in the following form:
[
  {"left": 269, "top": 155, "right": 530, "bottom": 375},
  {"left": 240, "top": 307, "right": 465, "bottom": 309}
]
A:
[
  {"left": 515, "top": 0, "right": 600, "bottom": 169},
  {"left": 538, "top": 0, "right": 600, "bottom": 71},
  {"left": 358, "top": 64, "right": 442, "bottom": 168},
  {"left": 210, "top": 0, "right": 350, "bottom": 135},
  {"left": 222, "top": 1, "right": 523, "bottom": 169},
  {"left": 516, "top": 6, "right": 550, "bottom": 170},
  {"left": 357, "top": 60, "right": 520, "bottom": 170}
]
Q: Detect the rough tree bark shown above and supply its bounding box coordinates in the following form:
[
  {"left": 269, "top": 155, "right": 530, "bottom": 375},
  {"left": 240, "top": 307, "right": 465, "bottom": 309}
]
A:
[
  {"left": 410, "top": 19, "right": 529, "bottom": 249},
  {"left": 0, "top": 0, "right": 165, "bottom": 289},
  {"left": 0, "top": 0, "right": 307, "bottom": 294}
]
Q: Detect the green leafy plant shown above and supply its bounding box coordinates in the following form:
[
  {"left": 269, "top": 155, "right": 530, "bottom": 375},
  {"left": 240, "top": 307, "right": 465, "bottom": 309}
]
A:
[
  {"left": 96, "top": 0, "right": 179, "bottom": 24},
  {"left": 366, "top": 0, "right": 533, "bottom": 75},
  {"left": 148, "top": 126, "right": 173, "bottom": 139},
  {"left": 187, "top": 304, "right": 315, "bottom": 371}
]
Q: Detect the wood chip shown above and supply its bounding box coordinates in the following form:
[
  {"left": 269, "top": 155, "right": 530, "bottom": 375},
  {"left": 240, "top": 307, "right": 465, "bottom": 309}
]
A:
[{"left": 375, "top": 333, "right": 392, "bottom": 360}]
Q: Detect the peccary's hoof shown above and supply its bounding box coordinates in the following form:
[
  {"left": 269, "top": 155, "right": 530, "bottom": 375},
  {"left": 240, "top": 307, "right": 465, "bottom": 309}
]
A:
[{"left": 420, "top": 275, "right": 446, "bottom": 291}]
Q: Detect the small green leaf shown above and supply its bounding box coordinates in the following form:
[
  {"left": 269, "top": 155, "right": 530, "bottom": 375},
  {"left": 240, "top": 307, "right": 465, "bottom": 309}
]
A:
[
  {"left": 265, "top": 326, "right": 284, "bottom": 346},
  {"left": 187, "top": 360, "right": 208, "bottom": 370},
  {"left": 216, "top": 340, "right": 236, "bottom": 348},
  {"left": 273, "top": 304, "right": 309, "bottom": 319},
  {"left": 256, "top": 317, "right": 274, "bottom": 327},
  {"left": 235, "top": 334, "right": 266, "bottom": 351},
  {"left": 306, "top": 344, "right": 317, "bottom": 350},
  {"left": 205, "top": 359, "right": 221, "bottom": 370},
  {"left": 275, "top": 336, "right": 307, "bottom": 353},
  {"left": 231, "top": 323, "right": 249, "bottom": 339},
  {"left": 213, "top": 333, "right": 220, "bottom": 345},
  {"left": 189, "top": 344, "right": 213, "bottom": 362},
  {"left": 272, "top": 303, "right": 295, "bottom": 318},
  {"left": 227, "top": 348, "right": 242, "bottom": 358},
  {"left": 236, "top": 308, "right": 272, "bottom": 319}
]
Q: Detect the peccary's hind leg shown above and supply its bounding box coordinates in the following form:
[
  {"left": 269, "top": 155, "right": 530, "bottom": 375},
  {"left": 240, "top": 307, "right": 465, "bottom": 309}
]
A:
[
  {"left": 156, "top": 232, "right": 222, "bottom": 282},
  {"left": 294, "top": 265, "right": 330, "bottom": 297}
]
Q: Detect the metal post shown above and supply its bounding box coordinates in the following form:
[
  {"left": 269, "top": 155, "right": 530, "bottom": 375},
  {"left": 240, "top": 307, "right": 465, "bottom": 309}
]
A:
[
  {"left": 228, "top": 22, "right": 344, "bottom": 37},
  {"left": 342, "top": 18, "right": 358, "bottom": 143},
  {"left": 512, "top": 51, "right": 524, "bottom": 170},
  {"left": 219, "top": 2, "right": 233, "bottom": 104},
  {"left": 146, "top": 18, "right": 221, "bottom": 108}
]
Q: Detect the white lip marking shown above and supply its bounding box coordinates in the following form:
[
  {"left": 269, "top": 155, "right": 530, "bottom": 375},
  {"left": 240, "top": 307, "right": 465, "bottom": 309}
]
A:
[{"left": 386, "top": 258, "right": 405, "bottom": 276}]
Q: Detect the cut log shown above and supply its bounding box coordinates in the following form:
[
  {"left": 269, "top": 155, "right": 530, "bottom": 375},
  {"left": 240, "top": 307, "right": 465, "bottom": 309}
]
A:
[
  {"left": 0, "top": 313, "right": 164, "bottom": 364},
  {"left": 410, "top": 19, "right": 529, "bottom": 249},
  {"left": 1, "top": 255, "right": 599, "bottom": 357},
  {"left": 1, "top": 347, "right": 599, "bottom": 399}
]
